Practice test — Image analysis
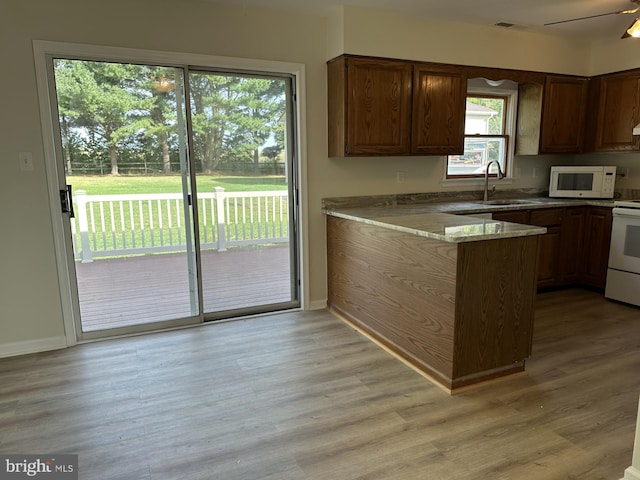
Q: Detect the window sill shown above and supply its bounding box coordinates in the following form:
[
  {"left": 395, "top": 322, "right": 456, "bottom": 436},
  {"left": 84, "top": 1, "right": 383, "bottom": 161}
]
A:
[{"left": 440, "top": 177, "right": 514, "bottom": 188}]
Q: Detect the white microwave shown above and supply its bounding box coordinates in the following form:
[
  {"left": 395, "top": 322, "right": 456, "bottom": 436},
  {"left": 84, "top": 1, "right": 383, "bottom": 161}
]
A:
[{"left": 549, "top": 166, "right": 616, "bottom": 199}]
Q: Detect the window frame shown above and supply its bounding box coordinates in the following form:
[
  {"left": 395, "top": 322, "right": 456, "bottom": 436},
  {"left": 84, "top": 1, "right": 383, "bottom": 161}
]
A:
[
  {"left": 445, "top": 85, "right": 518, "bottom": 182},
  {"left": 33, "top": 40, "right": 308, "bottom": 346}
]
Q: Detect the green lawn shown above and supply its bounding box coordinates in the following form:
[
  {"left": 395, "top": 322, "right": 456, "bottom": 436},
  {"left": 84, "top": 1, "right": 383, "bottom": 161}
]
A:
[{"left": 68, "top": 174, "right": 288, "bottom": 195}]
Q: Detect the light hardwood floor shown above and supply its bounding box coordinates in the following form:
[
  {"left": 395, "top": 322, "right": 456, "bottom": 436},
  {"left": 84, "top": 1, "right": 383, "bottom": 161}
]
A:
[{"left": 0, "top": 288, "right": 639, "bottom": 479}]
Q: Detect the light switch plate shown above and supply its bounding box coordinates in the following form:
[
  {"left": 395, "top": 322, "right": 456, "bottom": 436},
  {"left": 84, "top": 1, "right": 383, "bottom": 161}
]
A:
[{"left": 19, "top": 152, "right": 33, "bottom": 171}]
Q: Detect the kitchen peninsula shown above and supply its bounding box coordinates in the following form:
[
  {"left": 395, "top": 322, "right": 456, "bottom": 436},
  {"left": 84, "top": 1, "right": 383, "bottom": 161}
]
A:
[{"left": 324, "top": 197, "right": 548, "bottom": 393}]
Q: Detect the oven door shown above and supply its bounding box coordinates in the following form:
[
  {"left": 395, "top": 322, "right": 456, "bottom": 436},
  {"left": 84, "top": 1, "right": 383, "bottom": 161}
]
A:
[{"left": 608, "top": 207, "right": 640, "bottom": 273}]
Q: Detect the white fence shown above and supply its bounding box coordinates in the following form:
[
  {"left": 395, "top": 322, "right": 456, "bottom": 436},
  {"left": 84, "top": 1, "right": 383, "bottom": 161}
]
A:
[{"left": 71, "top": 187, "right": 290, "bottom": 262}]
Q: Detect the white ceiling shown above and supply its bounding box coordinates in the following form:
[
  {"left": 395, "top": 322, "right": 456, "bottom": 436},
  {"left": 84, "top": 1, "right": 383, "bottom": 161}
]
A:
[{"left": 208, "top": 0, "right": 640, "bottom": 40}]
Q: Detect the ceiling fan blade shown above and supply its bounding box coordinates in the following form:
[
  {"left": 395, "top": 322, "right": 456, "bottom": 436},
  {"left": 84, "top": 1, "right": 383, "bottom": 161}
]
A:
[
  {"left": 622, "top": 16, "right": 640, "bottom": 38},
  {"left": 544, "top": 8, "right": 636, "bottom": 26}
]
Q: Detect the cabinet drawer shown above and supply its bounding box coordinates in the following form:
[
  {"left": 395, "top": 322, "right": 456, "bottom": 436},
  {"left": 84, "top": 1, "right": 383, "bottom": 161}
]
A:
[
  {"left": 492, "top": 210, "right": 530, "bottom": 224},
  {"left": 530, "top": 208, "right": 563, "bottom": 226}
]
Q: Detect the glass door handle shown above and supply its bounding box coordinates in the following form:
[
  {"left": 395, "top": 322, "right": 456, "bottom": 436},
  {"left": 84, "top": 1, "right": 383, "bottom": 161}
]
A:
[{"left": 60, "top": 184, "right": 74, "bottom": 218}]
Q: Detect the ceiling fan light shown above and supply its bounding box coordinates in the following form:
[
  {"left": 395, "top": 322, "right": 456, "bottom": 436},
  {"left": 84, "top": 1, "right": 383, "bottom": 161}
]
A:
[{"left": 626, "top": 18, "right": 640, "bottom": 37}]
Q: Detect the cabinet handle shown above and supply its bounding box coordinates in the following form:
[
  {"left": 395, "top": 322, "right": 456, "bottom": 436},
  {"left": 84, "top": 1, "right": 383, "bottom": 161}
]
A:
[{"left": 60, "top": 184, "right": 74, "bottom": 218}]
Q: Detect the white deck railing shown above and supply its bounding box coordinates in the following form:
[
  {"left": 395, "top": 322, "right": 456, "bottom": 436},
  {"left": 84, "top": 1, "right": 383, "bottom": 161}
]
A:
[{"left": 71, "top": 187, "right": 289, "bottom": 262}]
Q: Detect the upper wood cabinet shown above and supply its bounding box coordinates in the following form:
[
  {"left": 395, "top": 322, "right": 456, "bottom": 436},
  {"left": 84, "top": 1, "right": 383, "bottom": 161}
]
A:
[
  {"left": 539, "top": 75, "right": 588, "bottom": 154},
  {"left": 327, "top": 55, "right": 466, "bottom": 157},
  {"left": 411, "top": 64, "right": 466, "bottom": 155},
  {"left": 516, "top": 75, "right": 588, "bottom": 155},
  {"left": 589, "top": 71, "right": 640, "bottom": 152},
  {"left": 328, "top": 54, "right": 640, "bottom": 157},
  {"left": 328, "top": 56, "right": 413, "bottom": 157}
]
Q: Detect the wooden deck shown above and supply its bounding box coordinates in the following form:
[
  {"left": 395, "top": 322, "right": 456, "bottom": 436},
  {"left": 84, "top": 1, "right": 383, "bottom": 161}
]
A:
[{"left": 75, "top": 245, "right": 294, "bottom": 332}]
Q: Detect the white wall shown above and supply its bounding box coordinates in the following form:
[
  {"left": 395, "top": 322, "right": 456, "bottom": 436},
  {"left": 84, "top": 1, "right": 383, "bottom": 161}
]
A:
[
  {"left": 590, "top": 37, "right": 640, "bottom": 76},
  {"left": 0, "top": 0, "right": 329, "bottom": 354},
  {"left": 339, "top": 6, "right": 592, "bottom": 75},
  {"left": 2, "top": 0, "right": 640, "bottom": 355}
]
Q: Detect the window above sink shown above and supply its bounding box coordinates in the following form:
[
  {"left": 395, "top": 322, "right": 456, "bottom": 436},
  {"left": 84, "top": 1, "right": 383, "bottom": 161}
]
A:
[{"left": 445, "top": 79, "right": 518, "bottom": 182}]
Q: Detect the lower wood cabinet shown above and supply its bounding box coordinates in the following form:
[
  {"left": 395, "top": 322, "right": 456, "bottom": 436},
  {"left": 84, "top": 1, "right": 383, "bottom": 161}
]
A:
[
  {"left": 327, "top": 215, "right": 538, "bottom": 392},
  {"left": 536, "top": 226, "right": 562, "bottom": 288},
  {"left": 492, "top": 206, "right": 611, "bottom": 290},
  {"left": 530, "top": 209, "right": 564, "bottom": 288},
  {"left": 492, "top": 208, "right": 561, "bottom": 288},
  {"left": 560, "top": 207, "right": 586, "bottom": 284},
  {"left": 581, "top": 207, "right": 613, "bottom": 289}
]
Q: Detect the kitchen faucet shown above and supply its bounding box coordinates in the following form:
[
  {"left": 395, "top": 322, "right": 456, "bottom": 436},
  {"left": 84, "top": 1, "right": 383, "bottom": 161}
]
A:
[{"left": 483, "top": 160, "right": 504, "bottom": 201}]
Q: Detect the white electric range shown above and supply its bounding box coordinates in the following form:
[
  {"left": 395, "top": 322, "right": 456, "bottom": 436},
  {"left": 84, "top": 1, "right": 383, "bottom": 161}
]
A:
[{"left": 605, "top": 200, "right": 640, "bottom": 307}]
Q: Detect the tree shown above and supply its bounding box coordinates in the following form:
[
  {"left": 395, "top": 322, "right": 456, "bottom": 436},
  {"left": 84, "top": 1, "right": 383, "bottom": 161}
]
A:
[
  {"left": 54, "top": 60, "right": 287, "bottom": 177},
  {"left": 53, "top": 60, "right": 91, "bottom": 174},
  {"left": 262, "top": 144, "right": 283, "bottom": 168},
  {"left": 188, "top": 73, "right": 232, "bottom": 173},
  {"left": 234, "top": 78, "right": 285, "bottom": 175},
  {"left": 54, "top": 60, "right": 153, "bottom": 175},
  {"left": 137, "top": 68, "right": 181, "bottom": 174},
  {"left": 189, "top": 73, "right": 286, "bottom": 174}
]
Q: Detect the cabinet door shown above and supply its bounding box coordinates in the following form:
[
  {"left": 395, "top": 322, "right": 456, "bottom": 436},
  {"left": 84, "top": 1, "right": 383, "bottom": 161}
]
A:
[
  {"left": 560, "top": 207, "right": 585, "bottom": 283},
  {"left": 345, "top": 57, "right": 413, "bottom": 156},
  {"left": 593, "top": 72, "right": 640, "bottom": 151},
  {"left": 529, "top": 209, "right": 563, "bottom": 288},
  {"left": 536, "top": 226, "right": 562, "bottom": 288},
  {"left": 540, "top": 75, "right": 588, "bottom": 153},
  {"left": 581, "top": 207, "right": 613, "bottom": 289},
  {"left": 411, "top": 65, "right": 467, "bottom": 155}
]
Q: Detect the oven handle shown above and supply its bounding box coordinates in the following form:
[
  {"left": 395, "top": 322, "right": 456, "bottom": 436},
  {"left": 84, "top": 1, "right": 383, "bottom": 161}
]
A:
[{"left": 612, "top": 207, "right": 640, "bottom": 218}]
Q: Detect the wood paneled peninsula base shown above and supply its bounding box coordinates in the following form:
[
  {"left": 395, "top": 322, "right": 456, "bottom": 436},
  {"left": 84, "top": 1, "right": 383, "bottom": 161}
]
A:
[{"left": 326, "top": 211, "right": 545, "bottom": 394}]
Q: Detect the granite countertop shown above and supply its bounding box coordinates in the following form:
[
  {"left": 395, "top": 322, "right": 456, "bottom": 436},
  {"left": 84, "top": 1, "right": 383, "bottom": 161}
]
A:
[{"left": 323, "top": 195, "right": 615, "bottom": 244}]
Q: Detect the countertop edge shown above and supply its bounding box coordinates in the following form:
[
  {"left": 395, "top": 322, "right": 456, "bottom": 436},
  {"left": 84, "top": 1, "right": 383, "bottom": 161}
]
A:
[
  {"left": 322, "top": 197, "right": 614, "bottom": 243},
  {"left": 324, "top": 209, "right": 547, "bottom": 243}
]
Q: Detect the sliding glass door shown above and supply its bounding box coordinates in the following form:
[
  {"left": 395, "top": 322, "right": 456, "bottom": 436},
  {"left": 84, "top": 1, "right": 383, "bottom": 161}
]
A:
[
  {"left": 48, "top": 55, "right": 299, "bottom": 339},
  {"left": 51, "top": 60, "right": 199, "bottom": 336},
  {"left": 188, "top": 70, "right": 298, "bottom": 318}
]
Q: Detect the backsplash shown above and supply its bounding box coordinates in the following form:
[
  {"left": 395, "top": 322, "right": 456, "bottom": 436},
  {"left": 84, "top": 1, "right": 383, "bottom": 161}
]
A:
[
  {"left": 322, "top": 188, "right": 546, "bottom": 210},
  {"left": 322, "top": 187, "right": 640, "bottom": 210},
  {"left": 617, "top": 188, "right": 640, "bottom": 200}
]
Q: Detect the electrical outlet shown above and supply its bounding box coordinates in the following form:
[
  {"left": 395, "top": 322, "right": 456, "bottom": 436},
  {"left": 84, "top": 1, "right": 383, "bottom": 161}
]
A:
[
  {"left": 19, "top": 152, "right": 33, "bottom": 171},
  {"left": 625, "top": 167, "right": 631, "bottom": 178},
  {"left": 396, "top": 171, "right": 406, "bottom": 183},
  {"left": 532, "top": 167, "right": 538, "bottom": 178}
]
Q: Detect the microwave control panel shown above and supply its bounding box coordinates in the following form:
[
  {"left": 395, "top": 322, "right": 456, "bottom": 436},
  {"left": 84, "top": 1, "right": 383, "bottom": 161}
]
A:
[{"left": 603, "top": 166, "right": 616, "bottom": 194}]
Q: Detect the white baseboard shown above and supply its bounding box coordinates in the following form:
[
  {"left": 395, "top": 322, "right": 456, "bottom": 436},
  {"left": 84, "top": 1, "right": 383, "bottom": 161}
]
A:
[
  {"left": 623, "top": 466, "right": 640, "bottom": 480},
  {"left": 0, "top": 336, "right": 68, "bottom": 359},
  {"left": 308, "top": 298, "right": 327, "bottom": 310}
]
